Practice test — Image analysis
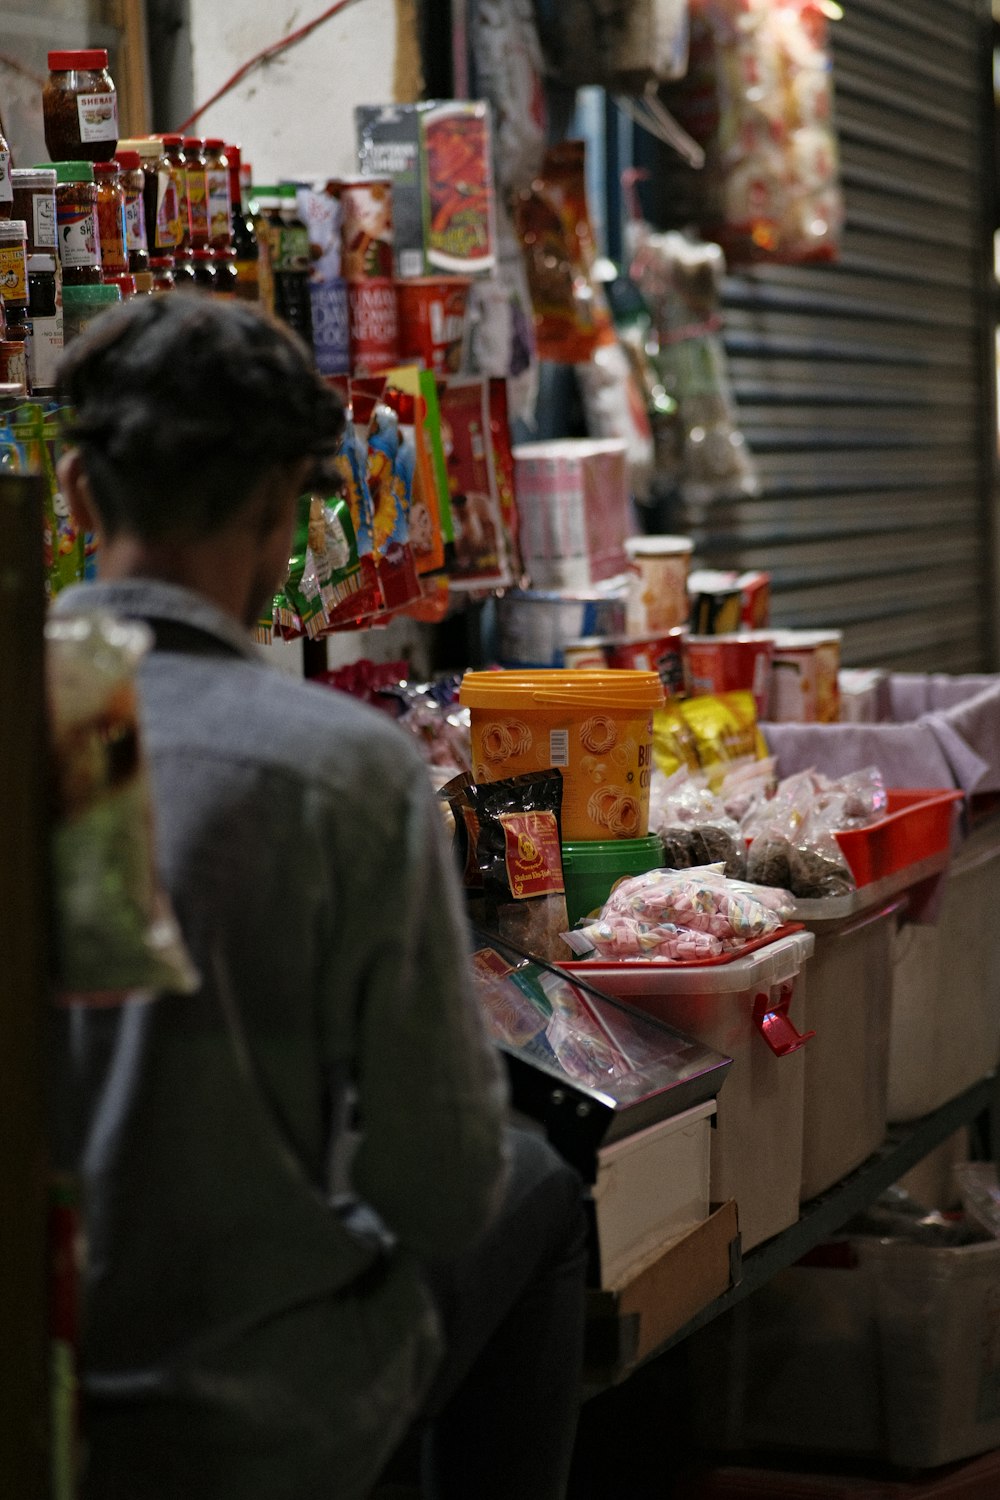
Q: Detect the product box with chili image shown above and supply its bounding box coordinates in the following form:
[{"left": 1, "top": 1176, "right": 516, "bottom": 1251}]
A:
[{"left": 356, "top": 100, "right": 497, "bottom": 279}]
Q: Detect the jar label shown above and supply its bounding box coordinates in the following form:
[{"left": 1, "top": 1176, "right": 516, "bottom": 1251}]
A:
[
  {"left": 0, "top": 151, "right": 11, "bottom": 206},
  {"left": 206, "top": 169, "right": 230, "bottom": 243},
  {"left": 155, "top": 169, "right": 179, "bottom": 251},
  {"left": 124, "top": 192, "right": 147, "bottom": 253},
  {"left": 76, "top": 92, "right": 119, "bottom": 144},
  {"left": 187, "top": 170, "right": 209, "bottom": 243},
  {"left": 33, "top": 192, "right": 57, "bottom": 249},
  {"left": 58, "top": 207, "right": 99, "bottom": 268},
  {"left": 27, "top": 311, "right": 64, "bottom": 392},
  {"left": 0, "top": 242, "right": 29, "bottom": 305}
]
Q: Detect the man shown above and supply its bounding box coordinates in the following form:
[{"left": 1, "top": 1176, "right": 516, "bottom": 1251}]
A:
[{"left": 53, "top": 295, "right": 587, "bottom": 1500}]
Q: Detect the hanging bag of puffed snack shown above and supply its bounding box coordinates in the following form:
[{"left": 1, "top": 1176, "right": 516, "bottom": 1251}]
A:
[
  {"left": 327, "top": 395, "right": 386, "bottom": 626},
  {"left": 442, "top": 766, "right": 570, "bottom": 963},
  {"left": 350, "top": 379, "right": 423, "bottom": 612},
  {"left": 659, "top": 0, "right": 843, "bottom": 265},
  {"left": 13, "top": 402, "right": 85, "bottom": 597},
  {"left": 48, "top": 612, "right": 199, "bottom": 1001}
]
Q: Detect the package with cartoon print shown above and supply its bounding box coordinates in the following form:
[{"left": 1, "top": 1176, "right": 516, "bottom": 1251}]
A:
[{"left": 350, "top": 378, "right": 422, "bottom": 611}]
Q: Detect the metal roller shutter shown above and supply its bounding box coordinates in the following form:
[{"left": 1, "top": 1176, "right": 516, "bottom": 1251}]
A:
[{"left": 681, "top": 0, "right": 996, "bottom": 670}]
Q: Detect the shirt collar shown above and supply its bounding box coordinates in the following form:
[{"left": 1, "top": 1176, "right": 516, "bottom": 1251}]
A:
[{"left": 50, "top": 578, "right": 265, "bottom": 664}]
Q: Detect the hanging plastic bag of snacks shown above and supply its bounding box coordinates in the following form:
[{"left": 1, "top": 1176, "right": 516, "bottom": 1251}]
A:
[{"left": 48, "top": 612, "right": 199, "bottom": 999}]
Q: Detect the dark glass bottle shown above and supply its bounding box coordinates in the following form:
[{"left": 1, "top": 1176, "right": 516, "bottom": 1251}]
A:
[
  {"left": 273, "top": 184, "right": 313, "bottom": 347},
  {"left": 225, "top": 144, "right": 260, "bottom": 302}
]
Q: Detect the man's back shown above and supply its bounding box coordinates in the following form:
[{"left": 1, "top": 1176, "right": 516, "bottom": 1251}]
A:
[{"left": 54, "top": 578, "right": 507, "bottom": 1500}]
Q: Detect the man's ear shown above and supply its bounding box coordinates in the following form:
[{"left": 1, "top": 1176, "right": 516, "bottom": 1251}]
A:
[{"left": 57, "top": 449, "right": 99, "bottom": 535}]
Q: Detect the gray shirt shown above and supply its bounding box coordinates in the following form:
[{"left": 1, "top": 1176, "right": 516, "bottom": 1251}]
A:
[{"left": 52, "top": 579, "right": 508, "bottom": 1500}]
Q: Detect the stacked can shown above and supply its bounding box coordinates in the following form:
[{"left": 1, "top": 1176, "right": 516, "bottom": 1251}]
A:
[{"left": 332, "top": 176, "right": 398, "bottom": 376}]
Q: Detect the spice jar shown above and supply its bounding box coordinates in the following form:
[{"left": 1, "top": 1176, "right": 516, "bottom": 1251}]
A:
[
  {"left": 0, "top": 220, "right": 29, "bottom": 321},
  {"left": 204, "top": 140, "right": 232, "bottom": 250},
  {"left": 0, "top": 340, "right": 27, "bottom": 393},
  {"left": 0, "top": 123, "right": 11, "bottom": 219},
  {"left": 182, "top": 137, "right": 210, "bottom": 250},
  {"left": 149, "top": 256, "right": 175, "bottom": 293},
  {"left": 54, "top": 162, "right": 102, "bottom": 285},
  {"left": 113, "top": 150, "right": 149, "bottom": 273},
  {"left": 160, "top": 135, "right": 189, "bottom": 252},
  {"left": 211, "top": 248, "right": 238, "bottom": 296},
  {"left": 12, "top": 170, "right": 58, "bottom": 256},
  {"left": 94, "top": 161, "right": 128, "bottom": 277},
  {"left": 190, "top": 247, "right": 217, "bottom": 291},
  {"left": 43, "top": 49, "right": 119, "bottom": 163}
]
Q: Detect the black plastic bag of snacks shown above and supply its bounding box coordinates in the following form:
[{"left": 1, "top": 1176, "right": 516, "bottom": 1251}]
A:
[
  {"left": 441, "top": 767, "right": 570, "bottom": 963},
  {"left": 47, "top": 613, "right": 199, "bottom": 999}
]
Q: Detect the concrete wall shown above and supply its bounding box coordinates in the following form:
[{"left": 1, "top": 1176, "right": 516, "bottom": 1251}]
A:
[{"left": 186, "top": 0, "right": 399, "bottom": 183}]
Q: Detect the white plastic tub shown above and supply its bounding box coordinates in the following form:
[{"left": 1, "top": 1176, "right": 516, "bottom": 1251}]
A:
[
  {"left": 566, "top": 932, "right": 815, "bottom": 1250},
  {"left": 591, "top": 1099, "right": 714, "bottom": 1289}
]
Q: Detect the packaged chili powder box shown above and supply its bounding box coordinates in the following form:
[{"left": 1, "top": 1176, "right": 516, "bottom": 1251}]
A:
[{"left": 355, "top": 100, "right": 497, "bottom": 279}]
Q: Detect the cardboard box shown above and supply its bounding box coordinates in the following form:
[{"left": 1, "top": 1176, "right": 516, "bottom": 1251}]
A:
[{"left": 585, "top": 1200, "right": 740, "bottom": 1385}]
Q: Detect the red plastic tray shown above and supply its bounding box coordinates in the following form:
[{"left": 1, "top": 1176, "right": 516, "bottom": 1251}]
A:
[
  {"left": 560, "top": 923, "right": 805, "bottom": 973},
  {"left": 834, "top": 787, "right": 963, "bottom": 886}
]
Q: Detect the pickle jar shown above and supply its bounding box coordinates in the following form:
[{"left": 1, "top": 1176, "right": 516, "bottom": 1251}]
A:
[
  {"left": 211, "top": 247, "right": 238, "bottom": 296},
  {"left": 54, "top": 163, "right": 102, "bottom": 286},
  {"left": 182, "top": 137, "right": 210, "bottom": 250},
  {"left": 0, "top": 220, "right": 29, "bottom": 321},
  {"left": 113, "top": 150, "right": 149, "bottom": 273},
  {"left": 149, "top": 256, "right": 175, "bottom": 293},
  {"left": 0, "top": 123, "right": 11, "bottom": 219},
  {"left": 12, "top": 170, "right": 57, "bottom": 257},
  {"left": 43, "top": 49, "right": 119, "bottom": 163},
  {"left": 94, "top": 160, "right": 128, "bottom": 277},
  {"left": 204, "top": 140, "right": 232, "bottom": 250},
  {"left": 119, "top": 138, "right": 178, "bottom": 258},
  {"left": 160, "top": 135, "right": 189, "bottom": 252}
]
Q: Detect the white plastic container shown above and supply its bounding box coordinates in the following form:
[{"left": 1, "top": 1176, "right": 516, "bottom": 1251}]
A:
[
  {"left": 512, "top": 438, "right": 630, "bottom": 589},
  {"left": 591, "top": 1098, "right": 715, "bottom": 1289},
  {"left": 623, "top": 533, "right": 693, "bottom": 635},
  {"left": 567, "top": 932, "right": 815, "bottom": 1250},
  {"left": 889, "top": 813, "right": 1000, "bottom": 1121}
]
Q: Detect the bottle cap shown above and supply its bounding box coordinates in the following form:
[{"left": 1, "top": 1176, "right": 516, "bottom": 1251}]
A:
[
  {"left": 114, "top": 151, "right": 141, "bottom": 171},
  {"left": 93, "top": 161, "right": 121, "bottom": 178},
  {"left": 48, "top": 49, "right": 109, "bottom": 71},
  {"left": 54, "top": 161, "right": 95, "bottom": 184}
]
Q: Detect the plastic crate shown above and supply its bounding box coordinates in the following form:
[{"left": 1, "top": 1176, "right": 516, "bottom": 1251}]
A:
[{"left": 834, "top": 789, "right": 962, "bottom": 886}]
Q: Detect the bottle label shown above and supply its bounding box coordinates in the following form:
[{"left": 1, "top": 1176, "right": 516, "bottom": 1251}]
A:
[
  {"left": 0, "top": 241, "right": 28, "bottom": 306},
  {"left": 57, "top": 206, "right": 100, "bottom": 268},
  {"left": 76, "top": 92, "right": 119, "bottom": 144},
  {"left": 187, "top": 169, "right": 209, "bottom": 244},
  {"left": 0, "top": 150, "right": 11, "bottom": 206},
  {"left": 124, "top": 191, "right": 147, "bottom": 253},
  {"left": 155, "top": 169, "right": 178, "bottom": 251},
  {"left": 26, "top": 310, "right": 64, "bottom": 392},
  {"left": 33, "top": 191, "right": 57, "bottom": 249},
  {"left": 206, "top": 168, "right": 230, "bottom": 243}
]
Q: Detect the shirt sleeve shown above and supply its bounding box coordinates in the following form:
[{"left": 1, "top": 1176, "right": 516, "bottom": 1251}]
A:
[{"left": 317, "top": 749, "right": 509, "bottom": 1260}]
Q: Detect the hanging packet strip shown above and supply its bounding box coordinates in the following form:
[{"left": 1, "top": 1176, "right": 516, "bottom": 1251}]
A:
[
  {"left": 348, "top": 379, "right": 422, "bottom": 613},
  {"left": 328, "top": 409, "right": 384, "bottom": 626},
  {"left": 437, "top": 375, "right": 514, "bottom": 590},
  {"left": 382, "top": 366, "right": 448, "bottom": 575},
  {"left": 13, "top": 401, "right": 84, "bottom": 597}
]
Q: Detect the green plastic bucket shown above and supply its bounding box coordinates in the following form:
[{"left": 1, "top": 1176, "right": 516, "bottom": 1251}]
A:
[{"left": 561, "top": 833, "right": 665, "bottom": 927}]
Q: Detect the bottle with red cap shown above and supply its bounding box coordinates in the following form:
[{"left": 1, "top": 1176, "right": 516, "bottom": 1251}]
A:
[
  {"left": 43, "top": 50, "right": 119, "bottom": 162},
  {"left": 114, "top": 150, "right": 149, "bottom": 274},
  {"left": 160, "top": 135, "right": 190, "bottom": 255},
  {"left": 94, "top": 160, "right": 128, "bottom": 278},
  {"left": 225, "top": 144, "right": 261, "bottom": 302},
  {"left": 183, "top": 138, "right": 210, "bottom": 251}
]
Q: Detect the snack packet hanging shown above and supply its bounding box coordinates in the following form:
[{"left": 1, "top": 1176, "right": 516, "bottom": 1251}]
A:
[
  {"left": 515, "top": 139, "right": 606, "bottom": 365},
  {"left": 438, "top": 376, "right": 514, "bottom": 589},
  {"left": 328, "top": 411, "right": 383, "bottom": 625},
  {"left": 15, "top": 402, "right": 85, "bottom": 598},
  {"left": 383, "top": 367, "right": 448, "bottom": 576},
  {"left": 353, "top": 380, "right": 422, "bottom": 612},
  {"left": 48, "top": 613, "right": 199, "bottom": 999}
]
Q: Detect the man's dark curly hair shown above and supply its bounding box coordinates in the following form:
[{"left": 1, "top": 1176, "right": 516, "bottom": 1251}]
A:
[{"left": 56, "top": 294, "right": 345, "bottom": 541}]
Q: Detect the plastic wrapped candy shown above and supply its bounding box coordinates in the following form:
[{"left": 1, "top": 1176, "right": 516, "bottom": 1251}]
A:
[
  {"left": 577, "top": 912, "right": 727, "bottom": 961},
  {"left": 48, "top": 613, "right": 199, "bottom": 1000},
  {"left": 648, "top": 766, "right": 748, "bottom": 878},
  {"left": 602, "top": 865, "right": 787, "bottom": 943}
]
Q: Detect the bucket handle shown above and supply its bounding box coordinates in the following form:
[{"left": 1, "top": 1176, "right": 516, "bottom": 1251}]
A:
[
  {"left": 753, "top": 983, "right": 815, "bottom": 1057},
  {"left": 528, "top": 690, "right": 661, "bottom": 708}
]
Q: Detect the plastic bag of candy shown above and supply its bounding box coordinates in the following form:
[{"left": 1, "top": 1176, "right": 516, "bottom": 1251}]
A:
[
  {"left": 48, "top": 613, "right": 199, "bottom": 999},
  {"left": 602, "top": 864, "right": 789, "bottom": 943},
  {"left": 648, "top": 765, "right": 747, "bottom": 877}
]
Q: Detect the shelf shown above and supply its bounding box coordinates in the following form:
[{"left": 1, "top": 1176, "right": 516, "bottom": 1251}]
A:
[{"left": 585, "top": 1071, "right": 1000, "bottom": 1391}]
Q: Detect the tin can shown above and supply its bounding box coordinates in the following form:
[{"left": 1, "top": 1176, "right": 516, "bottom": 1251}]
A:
[
  {"left": 605, "top": 629, "right": 686, "bottom": 697},
  {"left": 333, "top": 175, "right": 394, "bottom": 282},
  {"left": 684, "top": 631, "right": 775, "bottom": 719},
  {"left": 396, "top": 276, "right": 470, "bottom": 374},
  {"left": 562, "top": 638, "right": 611, "bottom": 670},
  {"left": 687, "top": 569, "right": 745, "bottom": 635},
  {"left": 769, "top": 630, "right": 842, "bottom": 723}
]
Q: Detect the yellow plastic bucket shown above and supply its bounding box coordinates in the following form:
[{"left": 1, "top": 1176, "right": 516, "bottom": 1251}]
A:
[{"left": 460, "top": 668, "right": 665, "bottom": 840}]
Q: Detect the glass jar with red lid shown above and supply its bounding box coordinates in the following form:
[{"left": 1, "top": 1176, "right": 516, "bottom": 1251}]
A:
[
  {"left": 211, "top": 247, "right": 238, "bottom": 296},
  {"left": 149, "top": 256, "right": 175, "bottom": 293},
  {"left": 204, "top": 140, "right": 232, "bottom": 251},
  {"left": 160, "top": 135, "right": 190, "bottom": 252},
  {"left": 43, "top": 50, "right": 119, "bottom": 163},
  {"left": 191, "top": 247, "right": 217, "bottom": 291},
  {"left": 94, "top": 160, "right": 128, "bottom": 277}
]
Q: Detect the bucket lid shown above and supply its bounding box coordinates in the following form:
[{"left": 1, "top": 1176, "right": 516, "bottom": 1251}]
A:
[
  {"left": 624, "top": 534, "right": 694, "bottom": 557},
  {"left": 460, "top": 668, "right": 665, "bottom": 709}
]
